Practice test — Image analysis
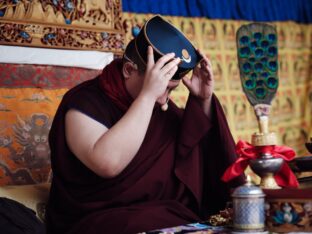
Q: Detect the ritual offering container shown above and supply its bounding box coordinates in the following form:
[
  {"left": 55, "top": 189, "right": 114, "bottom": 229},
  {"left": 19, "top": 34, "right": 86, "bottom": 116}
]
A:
[
  {"left": 232, "top": 176, "right": 267, "bottom": 233},
  {"left": 235, "top": 23, "right": 297, "bottom": 189},
  {"left": 221, "top": 22, "right": 307, "bottom": 234}
]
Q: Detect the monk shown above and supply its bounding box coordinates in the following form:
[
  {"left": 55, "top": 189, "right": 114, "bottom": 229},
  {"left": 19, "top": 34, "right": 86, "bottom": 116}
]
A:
[{"left": 46, "top": 36, "right": 243, "bottom": 233}]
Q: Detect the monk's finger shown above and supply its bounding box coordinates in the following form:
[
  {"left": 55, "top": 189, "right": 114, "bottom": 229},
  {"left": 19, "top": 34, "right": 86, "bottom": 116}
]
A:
[
  {"left": 163, "top": 64, "right": 178, "bottom": 81},
  {"left": 146, "top": 46, "right": 155, "bottom": 70},
  {"left": 154, "top": 52, "right": 176, "bottom": 71},
  {"left": 160, "top": 57, "right": 181, "bottom": 76}
]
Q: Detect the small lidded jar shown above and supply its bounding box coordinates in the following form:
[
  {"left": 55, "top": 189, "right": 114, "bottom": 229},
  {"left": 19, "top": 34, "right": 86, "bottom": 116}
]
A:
[{"left": 232, "top": 176, "right": 266, "bottom": 232}]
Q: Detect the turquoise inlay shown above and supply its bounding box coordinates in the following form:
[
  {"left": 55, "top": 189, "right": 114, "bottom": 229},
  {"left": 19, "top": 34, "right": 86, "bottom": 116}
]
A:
[
  {"left": 132, "top": 26, "right": 141, "bottom": 37},
  {"left": 65, "top": 1, "right": 75, "bottom": 12},
  {"left": 19, "top": 31, "right": 30, "bottom": 39},
  {"left": 272, "top": 204, "right": 300, "bottom": 225},
  {"left": 65, "top": 18, "right": 71, "bottom": 24}
]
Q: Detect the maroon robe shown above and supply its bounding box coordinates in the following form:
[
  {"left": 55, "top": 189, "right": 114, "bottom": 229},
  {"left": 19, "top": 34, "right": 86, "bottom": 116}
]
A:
[{"left": 46, "top": 60, "right": 243, "bottom": 234}]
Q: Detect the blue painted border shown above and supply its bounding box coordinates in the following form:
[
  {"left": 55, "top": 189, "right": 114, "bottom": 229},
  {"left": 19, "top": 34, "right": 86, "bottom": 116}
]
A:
[{"left": 122, "top": 0, "right": 312, "bottom": 23}]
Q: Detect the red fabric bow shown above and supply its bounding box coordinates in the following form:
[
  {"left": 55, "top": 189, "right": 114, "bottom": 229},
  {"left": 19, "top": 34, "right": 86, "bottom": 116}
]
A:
[{"left": 222, "top": 140, "right": 299, "bottom": 188}]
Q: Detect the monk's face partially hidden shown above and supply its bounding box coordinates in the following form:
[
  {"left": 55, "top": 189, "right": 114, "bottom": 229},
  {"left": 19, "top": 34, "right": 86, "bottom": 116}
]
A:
[
  {"left": 156, "top": 79, "right": 180, "bottom": 105},
  {"left": 123, "top": 61, "right": 180, "bottom": 106}
]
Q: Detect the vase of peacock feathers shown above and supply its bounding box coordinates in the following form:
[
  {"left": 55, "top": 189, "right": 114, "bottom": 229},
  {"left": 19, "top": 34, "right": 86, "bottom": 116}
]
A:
[{"left": 236, "top": 23, "right": 282, "bottom": 189}]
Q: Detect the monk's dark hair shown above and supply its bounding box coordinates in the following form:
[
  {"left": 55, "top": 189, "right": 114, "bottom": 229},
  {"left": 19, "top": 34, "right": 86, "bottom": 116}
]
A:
[{"left": 123, "top": 39, "right": 146, "bottom": 74}]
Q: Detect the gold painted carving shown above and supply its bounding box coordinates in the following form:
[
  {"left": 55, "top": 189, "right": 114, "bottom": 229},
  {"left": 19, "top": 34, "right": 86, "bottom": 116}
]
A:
[{"left": 0, "top": 0, "right": 124, "bottom": 54}]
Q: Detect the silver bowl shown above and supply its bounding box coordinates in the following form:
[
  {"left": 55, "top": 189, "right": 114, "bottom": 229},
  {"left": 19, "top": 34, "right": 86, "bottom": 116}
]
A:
[{"left": 249, "top": 156, "right": 283, "bottom": 189}]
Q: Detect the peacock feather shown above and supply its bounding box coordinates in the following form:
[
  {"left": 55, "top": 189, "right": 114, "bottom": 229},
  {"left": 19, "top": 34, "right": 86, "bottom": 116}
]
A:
[{"left": 236, "top": 23, "right": 278, "bottom": 107}]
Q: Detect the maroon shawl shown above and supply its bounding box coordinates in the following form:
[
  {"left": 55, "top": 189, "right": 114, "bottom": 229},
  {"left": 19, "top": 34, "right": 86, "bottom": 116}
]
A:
[
  {"left": 98, "top": 59, "right": 133, "bottom": 111},
  {"left": 46, "top": 59, "right": 243, "bottom": 234}
]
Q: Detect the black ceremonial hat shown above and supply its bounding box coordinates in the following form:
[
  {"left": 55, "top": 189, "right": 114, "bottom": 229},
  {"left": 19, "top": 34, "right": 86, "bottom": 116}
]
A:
[{"left": 134, "top": 15, "right": 202, "bottom": 80}]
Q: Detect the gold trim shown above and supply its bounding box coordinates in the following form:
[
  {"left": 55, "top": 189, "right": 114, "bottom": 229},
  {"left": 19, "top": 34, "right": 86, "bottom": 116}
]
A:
[
  {"left": 143, "top": 15, "right": 166, "bottom": 56},
  {"left": 133, "top": 15, "right": 164, "bottom": 67},
  {"left": 259, "top": 173, "right": 281, "bottom": 189},
  {"left": 134, "top": 35, "right": 147, "bottom": 66},
  {"left": 251, "top": 132, "right": 278, "bottom": 146}
]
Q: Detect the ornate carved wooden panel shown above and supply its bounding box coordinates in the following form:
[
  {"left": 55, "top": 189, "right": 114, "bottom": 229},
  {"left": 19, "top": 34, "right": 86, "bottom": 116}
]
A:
[{"left": 0, "top": 0, "right": 124, "bottom": 54}]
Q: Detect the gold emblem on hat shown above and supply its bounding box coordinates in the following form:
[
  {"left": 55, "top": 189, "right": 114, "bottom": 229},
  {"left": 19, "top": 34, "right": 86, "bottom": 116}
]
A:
[{"left": 181, "top": 49, "right": 191, "bottom": 63}]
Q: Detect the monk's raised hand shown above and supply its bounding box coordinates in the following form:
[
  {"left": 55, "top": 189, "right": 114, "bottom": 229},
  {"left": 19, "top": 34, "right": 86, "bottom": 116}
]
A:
[
  {"left": 141, "top": 46, "right": 180, "bottom": 101},
  {"left": 182, "top": 50, "right": 214, "bottom": 100}
]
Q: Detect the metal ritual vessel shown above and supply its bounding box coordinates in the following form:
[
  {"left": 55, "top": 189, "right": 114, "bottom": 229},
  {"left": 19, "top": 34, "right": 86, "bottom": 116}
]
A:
[
  {"left": 236, "top": 23, "right": 282, "bottom": 189},
  {"left": 232, "top": 176, "right": 266, "bottom": 233}
]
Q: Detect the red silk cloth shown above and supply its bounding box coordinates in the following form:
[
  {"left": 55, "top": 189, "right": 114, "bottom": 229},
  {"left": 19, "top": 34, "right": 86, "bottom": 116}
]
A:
[{"left": 222, "top": 140, "right": 299, "bottom": 188}]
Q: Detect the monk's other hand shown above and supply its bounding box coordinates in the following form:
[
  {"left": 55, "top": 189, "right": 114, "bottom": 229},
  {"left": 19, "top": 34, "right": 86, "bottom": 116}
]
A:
[{"left": 182, "top": 50, "right": 214, "bottom": 101}]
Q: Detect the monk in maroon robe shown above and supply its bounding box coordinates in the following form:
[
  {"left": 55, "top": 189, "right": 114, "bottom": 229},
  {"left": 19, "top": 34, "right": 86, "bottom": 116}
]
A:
[{"left": 46, "top": 41, "right": 244, "bottom": 234}]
